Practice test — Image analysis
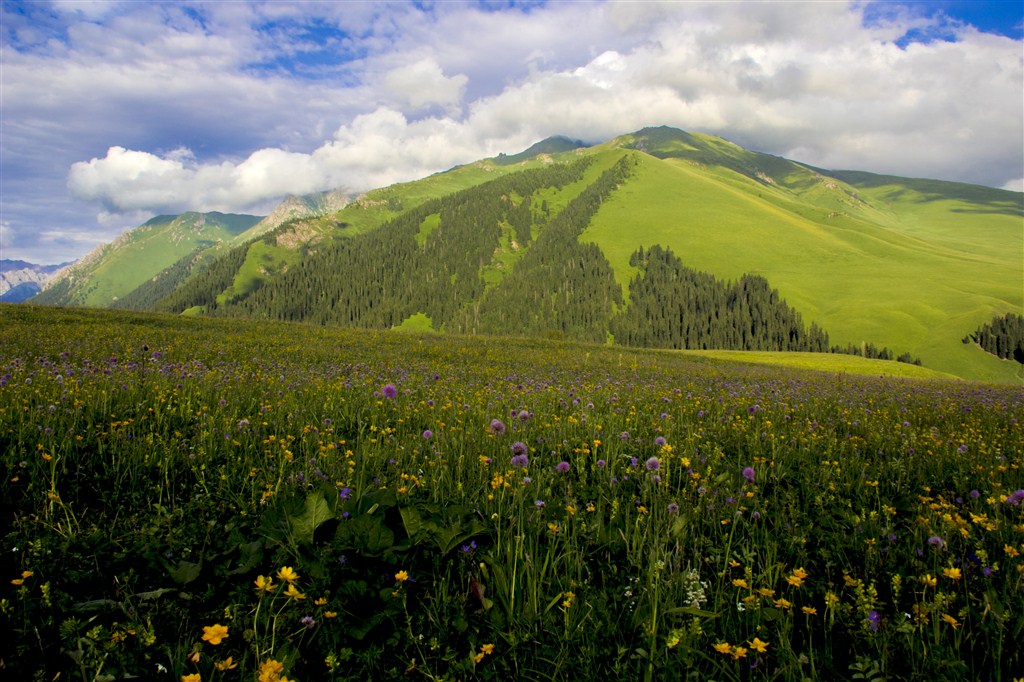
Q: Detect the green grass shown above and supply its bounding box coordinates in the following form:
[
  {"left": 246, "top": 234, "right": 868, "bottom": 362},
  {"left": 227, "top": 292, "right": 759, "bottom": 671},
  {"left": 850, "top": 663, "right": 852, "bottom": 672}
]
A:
[
  {"left": 582, "top": 152, "right": 1023, "bottom": 382},
  {"left": 2, "top": 305, "right": 1022, "bottom": 681}
]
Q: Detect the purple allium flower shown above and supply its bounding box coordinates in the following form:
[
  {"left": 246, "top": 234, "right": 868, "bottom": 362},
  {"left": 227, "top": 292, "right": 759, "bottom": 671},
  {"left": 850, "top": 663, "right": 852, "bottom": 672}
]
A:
[
  {"left": 511, "top": 453, "right": 529, "bottom": 468},
  {"left": 742, "top": 467, "right": 756, "bottom": 484},
  {"left": 928, "top": 535, "right": 945, "bottom": 549},
  {"left": 645, "top": 456, "right": 661, "bottom": 471},
  {"left": 630, "top": 457, "right": 638, "bottom": 468},
  {"left": 596, "top": 459, "right": 606, "bottom": 468},
  {"left": 956, "top": 444, "right": 968, "bottom": 454},
  {"left": 654, "top": 436, "right": 667, "bottom": 447},
  {"left": 381, "top": 384, "right": 398, "bottom": 399},
  {"left": 667, "top": 502, "right": 680, "bottom": 514},
  {"left": 867, "top": 610, "right": 881, "bottom": 632},
  {"left": 535, "top": 499, "right": 545, "bottom": 508},
  {"left": 511, "top": 441, "right": 528, "bottom": 457},
  {"left": 555, "top": 461, "right": 571, "bottom": 473},
  {"left": 301, "top": 616, "right": 316, "bottom": 630},
  {"left": 1006, "top": 489, "right": 1024, "bottom": 506},
  {"left": 517, "top": 410, "right": 531, "bottom": 421},
  {"left": 422, "top": 430, "right": 433, "bottom": 440},
  {"left": 489, "top": 419, "right": 506, "bottom": 435}
]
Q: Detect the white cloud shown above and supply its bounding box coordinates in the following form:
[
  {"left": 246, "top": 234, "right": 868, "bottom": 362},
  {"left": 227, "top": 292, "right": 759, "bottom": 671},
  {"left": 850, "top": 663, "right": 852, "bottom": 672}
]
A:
[
  {"left": 383, "top": 58, "right": 468, "bottom": 111},
  {"left": 2, "top": 0, "right": 1021, "bottom": 263}
]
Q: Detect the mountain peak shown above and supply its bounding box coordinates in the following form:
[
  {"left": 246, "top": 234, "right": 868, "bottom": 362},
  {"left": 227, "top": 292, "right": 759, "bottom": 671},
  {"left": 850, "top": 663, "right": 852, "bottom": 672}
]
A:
[{"left": 492, "top": 135, "right": 588, "bottom": 166}]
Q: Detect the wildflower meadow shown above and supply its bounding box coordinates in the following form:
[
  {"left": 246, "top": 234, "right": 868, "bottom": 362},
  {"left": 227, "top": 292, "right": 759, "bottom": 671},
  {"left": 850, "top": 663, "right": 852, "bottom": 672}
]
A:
[{"left": 1, "top": 306, "right": 1022, "bottom": 681}]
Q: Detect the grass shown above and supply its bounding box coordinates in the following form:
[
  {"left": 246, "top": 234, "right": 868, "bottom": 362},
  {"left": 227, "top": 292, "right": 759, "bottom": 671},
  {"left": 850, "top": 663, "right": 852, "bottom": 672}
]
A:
[
  {"left": 2, "top": 305, "right": 1022, "bottom": 681},
  {"left": 581, "top": 152, "right": 1023, "bottom": 382}
]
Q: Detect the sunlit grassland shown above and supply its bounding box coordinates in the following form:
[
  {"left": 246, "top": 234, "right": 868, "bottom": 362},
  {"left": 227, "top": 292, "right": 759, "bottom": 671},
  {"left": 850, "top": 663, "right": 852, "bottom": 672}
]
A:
[
  {"left": 1, "top": 305, "right": 1022, "bottom": 682},
  {"left": 582, "top": 154, "right": 1023, "bottom": 382}
]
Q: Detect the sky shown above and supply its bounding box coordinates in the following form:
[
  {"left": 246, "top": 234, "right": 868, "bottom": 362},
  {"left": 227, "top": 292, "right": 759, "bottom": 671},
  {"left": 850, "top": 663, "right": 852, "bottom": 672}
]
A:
[{"left": 1, "top": 0, "right": 1022, "bottom": 265}]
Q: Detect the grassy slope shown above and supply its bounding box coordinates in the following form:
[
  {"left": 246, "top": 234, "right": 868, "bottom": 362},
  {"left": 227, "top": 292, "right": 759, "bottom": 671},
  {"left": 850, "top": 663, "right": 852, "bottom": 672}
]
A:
[
  {"left": 80, "top": 215, "right": 258, "bottom": 307},
  {"left": 581, "top": 151, "right": 1023, "bottom": 381}
]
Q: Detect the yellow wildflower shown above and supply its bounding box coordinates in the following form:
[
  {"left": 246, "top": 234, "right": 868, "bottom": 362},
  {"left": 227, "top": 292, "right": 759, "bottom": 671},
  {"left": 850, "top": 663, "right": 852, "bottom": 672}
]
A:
[
  {"left": 258, "top": 658, "right": 285, "bottom": 682},
  {"left": 324, "top": 611, "right": 338, "bottom": 618},
  {"left": 254, "top": 575, "right": 276, "bottom": 592},
  {"left": 942, "top": 567, "right": 962, "bottom": 581},
  {"left": 713, "top": 642, "right": 733, "bottom": 655},
  {"left": 181, "top": 675, "right": 201, "bottom": 682},
  {"left": 774, "top": 598, "right": 792, "bottom": 610},
  {"left": 732, "top": 578, "right": 749, "bottom": 589},
  {"left": 942, "top": 613, "right": 960, "bottom": 628},
  {"left": 920, "top": 574, "right": 938, "bottom": 587},
  {"left": 284, "top": 584, "right": 306, "bottom": 600},
  {"left": 757, "top": 587, "right": 775, "bottom": 597},
  {"left": 10, "top": 570, "right": 32, "bottom": 586},
  {"left": 481, "top": 643, "right": 495, "bottom": 655},
  {"left": 395, "top": 570, "right": 409, "bottom": 582},
  {"left": 201, "top": 624, "right": 228, "bottom": 645},
  {"left": 214, "top": 657, "right": 238, "bottom": 671},
  {"left": 802, "top": 606, "right": 818, "bottom": 616},
  {"left": 276, "top": 566, "right": 299, "bottom": 583},
  {"left": 748, "top": 637, "right": 769, "bottom": 654},
  {"left": 731, "top": 646, "right": 748, "bottom": 659}
]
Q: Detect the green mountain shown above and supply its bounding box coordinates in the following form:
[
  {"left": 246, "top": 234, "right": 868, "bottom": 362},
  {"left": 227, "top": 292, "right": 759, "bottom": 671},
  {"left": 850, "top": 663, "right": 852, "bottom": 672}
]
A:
[
  {"left": 38, "top": 128, "right": 1023, "bottom": 382},
  {"left": 34, "top": 212, "right": 263, "bottom": 307}
]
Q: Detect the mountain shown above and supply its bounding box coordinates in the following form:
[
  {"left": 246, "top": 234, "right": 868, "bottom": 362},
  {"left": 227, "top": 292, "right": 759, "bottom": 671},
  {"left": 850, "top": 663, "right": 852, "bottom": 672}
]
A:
[
  {"left": 0, "top": 260, "right": 73, "bottom": 302},
  {"left": 34, "top": 212, "right": 262, "bottom": 307},
  {"left": 30, "top": 127, "right": 1023, "bottom": 382}
]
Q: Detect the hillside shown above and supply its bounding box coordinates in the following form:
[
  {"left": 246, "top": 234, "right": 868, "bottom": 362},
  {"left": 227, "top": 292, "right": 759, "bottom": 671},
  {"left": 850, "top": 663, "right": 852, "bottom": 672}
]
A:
[
  {"left": 34, "top": 212, "right": 262, "bottom": 307},
  {"left": 32, "top": 127, "right": 1024, "bottom": 381}
]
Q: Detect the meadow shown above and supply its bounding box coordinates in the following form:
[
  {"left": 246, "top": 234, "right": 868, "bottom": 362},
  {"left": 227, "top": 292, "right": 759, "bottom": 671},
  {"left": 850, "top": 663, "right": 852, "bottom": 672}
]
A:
[{"left": 1, "top": 305, "right": 1022, "bottom": 681}]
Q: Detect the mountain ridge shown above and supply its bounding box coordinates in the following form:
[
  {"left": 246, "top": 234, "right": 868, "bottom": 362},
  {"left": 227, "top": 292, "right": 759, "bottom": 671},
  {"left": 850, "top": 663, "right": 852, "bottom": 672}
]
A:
[{"left": 25, "top": 127, "right": 1023, "bottom": 382}]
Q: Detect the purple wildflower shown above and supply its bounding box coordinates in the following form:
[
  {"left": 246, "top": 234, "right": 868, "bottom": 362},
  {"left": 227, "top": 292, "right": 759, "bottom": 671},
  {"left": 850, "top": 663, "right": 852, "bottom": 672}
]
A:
[
  {"left": 381, "top": 384, "right": 398, "bottom": 399},
  {"left": 555, "top": 461, "right": 570, "bottom": 473},
  {"left": 596, "top": 459, "right": 606, "bottom": 468},
  {"left": 301, "top": 616, "right": 316, "bottom": 630},
  {"left": 867, "top": 611, "right": 881, "bottom": 632},
  {"left": 422, "top": 430, "right": 433, "bottom": 440},
  {"left": 928, "top": 535, "right": 945, "bottom": 549},
  {"left": 1006, "top": 489, "right": 1024, "bottom": 506},
  {"left": 489, "top": 419, "right": 506, "bottom": 435},
  {"left": 511, "top": 441, "right": 528, "bottom": 457},
  {"left": 969, "top": 489, "right": 980, "bottom": 499},
  {"left": 511, "top": 453, "right": 529, "bottom": 468},
  {"left": 742, "top": 467, "right": 756, "bottom": 484},
  {"left": 667, "top": 502, "right": 680, "bottom": 514},
  {"left": 654, "top": 436, "right": 667, "bottom": 447},
  {"left": 645, "top": 456, "right": 661, "bottom": 471}
]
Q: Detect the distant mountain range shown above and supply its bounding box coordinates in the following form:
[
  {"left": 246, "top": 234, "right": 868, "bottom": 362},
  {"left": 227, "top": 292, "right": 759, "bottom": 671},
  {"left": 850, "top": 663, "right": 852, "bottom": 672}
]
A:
[
  {"left": 25, "top": 126, "right": 1023, "bottom": 382},
  {"left": 0, "top": 260, "right": 73, "bottom": 302}
]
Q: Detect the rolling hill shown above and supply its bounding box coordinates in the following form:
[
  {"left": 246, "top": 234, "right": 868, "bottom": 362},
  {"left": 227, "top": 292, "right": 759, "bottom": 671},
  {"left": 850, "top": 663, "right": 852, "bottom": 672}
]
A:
[{"left": 32, "top": 127, "right": 1023, "bottom": 381}]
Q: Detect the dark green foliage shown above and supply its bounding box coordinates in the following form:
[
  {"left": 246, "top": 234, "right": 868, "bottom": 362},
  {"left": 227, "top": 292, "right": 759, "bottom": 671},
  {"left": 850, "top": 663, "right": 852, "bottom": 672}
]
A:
[
  {"left": 455, "top": 157, "right": 631, "bottom": 342},
  {"left": 967, "top": 312, "right": 1024, "bottom": 362},
  {"left": 155, "top": 244, "right": 251, "bottom": 312},
  {"left": 610, "top": 245, "right": 830, "bottom": 352}
]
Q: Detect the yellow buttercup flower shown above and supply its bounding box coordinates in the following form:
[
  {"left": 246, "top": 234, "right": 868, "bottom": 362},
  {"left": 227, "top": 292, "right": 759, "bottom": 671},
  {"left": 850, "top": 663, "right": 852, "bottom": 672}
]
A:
[
  {"left": 284, "top": 584, "right": 306, "bottom": 600},
  {"left": 942, "top": 613, "right": 960, "bottom": 628},
  {"left": 181, "top": 675, "right": 201, "bottom": 682},
  {"left": 713, "top": 642, "right": 733, "bottom": 655},
  {"left": 920, "top": 574, "right": 938, "bottom": 587},
  {"left": 732, "top": 578, "right": 749, "bottom": 589},
  {"left": 276, "top": 566, "right": 299, "bottom": 583},
  {"left": 802, "top": 606, "right": 818, "bottom": 616},
  {"left": 731, "top": 646, "right": 748, "bottom": 659},
  {"left": 215, "top": 657, "right": 238, "bottom": 671},
  {"left": 748, "top": 637, "right": 769, "bottom": 654},
  {"left": 774, "top": 598, "right": 792, "bottom": 609},
  {"left": 481, "top": 643, "right": 495, "bottom": 655},
  {"left": 254, "top": 575, "right": 276, "bottom": 592},
  {"left": 201, "top": 624, "right": 229, "bottom": 645},
  {"left": 395, "top": 570, "right": 409, "bottom": 582},
  {"left": 942, "top": 567, "right": 962, "bottom": 581}
]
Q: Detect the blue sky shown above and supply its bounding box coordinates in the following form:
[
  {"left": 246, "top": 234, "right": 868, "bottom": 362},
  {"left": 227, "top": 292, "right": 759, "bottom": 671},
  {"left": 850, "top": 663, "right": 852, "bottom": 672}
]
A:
[{"left": 1, "top": 0, "right": 1021, "bottom": 264}]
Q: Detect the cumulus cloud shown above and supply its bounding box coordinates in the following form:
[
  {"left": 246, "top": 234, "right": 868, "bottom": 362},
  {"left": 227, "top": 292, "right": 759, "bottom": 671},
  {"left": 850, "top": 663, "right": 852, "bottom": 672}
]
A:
[
  {"left": 383, "top": 58, "right": 468, "bottom": 111},
  {"left": 2, "top": 0, "right": 1021, "bottom": 263}
]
